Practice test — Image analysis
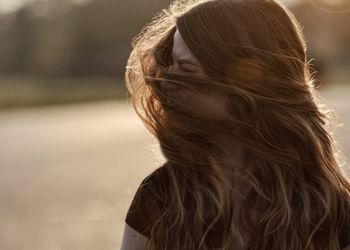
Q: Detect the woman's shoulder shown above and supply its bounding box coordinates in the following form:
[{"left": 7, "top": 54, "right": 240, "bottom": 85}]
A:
[
  {"left": 137, "top": 161, "right": 170, "bottom": 200},
  {"left": 140, "top": 162, "right": 169, "bottom": 186},
  {"left": 124, "top": 162, "right": 169, "bottom": 238}
]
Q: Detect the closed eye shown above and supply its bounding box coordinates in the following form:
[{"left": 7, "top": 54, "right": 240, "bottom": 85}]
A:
[
  {"left": 171, "top": 54, "right": 199, "bottom": 73},
  {"left": 169, "top": 62, "right": 197, "bottom": 74},
  {"left": 179, "top": 65, "right": 197, "bottom": 73},
  {"left": 176, "top": 61, "right": 199, "bottom": 72}
]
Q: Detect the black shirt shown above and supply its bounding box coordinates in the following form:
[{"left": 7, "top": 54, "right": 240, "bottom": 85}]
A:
[{"left": 125, "top": 163, "right": 350, "bottom": 248}]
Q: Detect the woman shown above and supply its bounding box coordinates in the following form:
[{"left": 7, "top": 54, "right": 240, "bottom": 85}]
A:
[{"left": 121, "top": 0, "right": 350, "bottom": 249}]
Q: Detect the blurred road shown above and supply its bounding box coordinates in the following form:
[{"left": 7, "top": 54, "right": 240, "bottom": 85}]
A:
[
  {"left": 0, "top": 85, "right": 349, "bottom": 250},
  {"left": 0, "top": 100, "right": 165, "bottom": 250}
]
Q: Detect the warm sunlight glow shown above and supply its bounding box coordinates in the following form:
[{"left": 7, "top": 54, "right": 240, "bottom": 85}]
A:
[
  {"left": 0, "top": 0, "right": 29, "bottom": 14},
  {"left": 308, "top": 0, "right": 350, "bottom": 13},
  {"left": 321, "top": 0, "right": 347, "bottom": 4}
]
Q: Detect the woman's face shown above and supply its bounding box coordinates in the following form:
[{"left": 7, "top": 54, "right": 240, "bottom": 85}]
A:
[{"left": 164, "top": 29, "right": 228, "bottom": 120}]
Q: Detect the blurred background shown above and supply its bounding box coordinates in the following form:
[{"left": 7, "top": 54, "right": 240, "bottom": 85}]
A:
[{"left": 0, "top": 0, "right": 349, "bottom": 249}]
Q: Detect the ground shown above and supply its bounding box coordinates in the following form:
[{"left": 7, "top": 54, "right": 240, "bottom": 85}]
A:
[{"left": 0, "top": 84, "right": 349, "bottom": 249}]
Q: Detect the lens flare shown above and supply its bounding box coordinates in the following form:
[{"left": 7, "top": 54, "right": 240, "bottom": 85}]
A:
[{"left": 226, "top": 58, "right": 262, "bottom": 82}]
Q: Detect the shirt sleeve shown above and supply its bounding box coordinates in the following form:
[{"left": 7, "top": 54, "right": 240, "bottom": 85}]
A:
[{"left": 124, "top": 166, "right": 165, "bottom": 238}]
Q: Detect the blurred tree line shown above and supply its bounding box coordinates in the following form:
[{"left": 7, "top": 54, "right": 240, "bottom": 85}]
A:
[
  {"left": 0, "top": 0, "right": 348, "bottom": 107},
  {"left": 0, "top": 0, "right": 172, "bottom": 78},
  {"left": 0, "top": 0, "right": 349, "bottom": 79}
]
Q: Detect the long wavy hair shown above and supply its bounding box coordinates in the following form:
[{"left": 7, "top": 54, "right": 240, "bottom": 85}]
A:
[{"left": 124, "top": 0, "right": 350, "bottom": 249}]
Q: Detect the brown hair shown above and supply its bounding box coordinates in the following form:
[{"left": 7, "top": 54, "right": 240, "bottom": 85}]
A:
[{"left": 124, "top": 0, "right": 350, "bottom": 249}]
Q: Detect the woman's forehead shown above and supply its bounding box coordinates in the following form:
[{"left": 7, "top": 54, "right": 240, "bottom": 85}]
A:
[{"left": 172, "top": 29, "right": 199, "bottom": 63}]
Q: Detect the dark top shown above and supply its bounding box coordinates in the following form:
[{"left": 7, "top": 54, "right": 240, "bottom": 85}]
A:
[
  {"left": 125, "top": 163, "right": 167, "bottom": 238},
  {"left": 124, "top": 163, "right": 350, "bottom": 248}
]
